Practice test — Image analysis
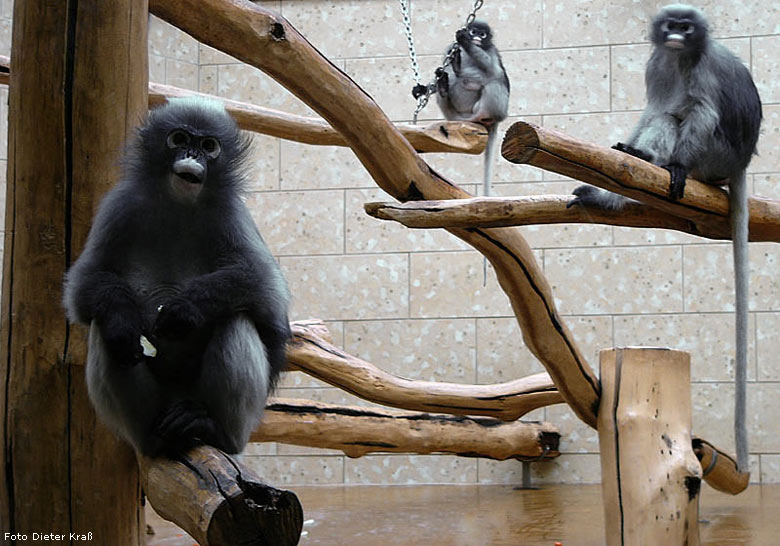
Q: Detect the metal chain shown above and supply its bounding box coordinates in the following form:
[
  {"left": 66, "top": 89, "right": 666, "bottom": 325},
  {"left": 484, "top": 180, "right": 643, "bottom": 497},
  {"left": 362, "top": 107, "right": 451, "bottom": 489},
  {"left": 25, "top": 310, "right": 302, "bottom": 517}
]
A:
[{"left": 400, "top": 0, "right": 486, "bottom": 123}]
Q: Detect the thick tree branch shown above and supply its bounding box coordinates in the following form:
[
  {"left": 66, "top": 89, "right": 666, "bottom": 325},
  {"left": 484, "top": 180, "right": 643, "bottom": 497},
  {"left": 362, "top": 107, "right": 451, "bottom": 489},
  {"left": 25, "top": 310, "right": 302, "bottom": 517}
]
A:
[
  {"left": 150, "top": 0, "right": 600, "bottom": 429},
  {"left": 139, "top": 446, "right": 303, "bottom": 546},
  {"left": 252, "top": 398, "right": 560, "bottom": 461},
  {"left": 149, "top": 82, "right": 488, "bottom": 154},
  {"left": 288, "top": 320, "right": 563, "bottom": 421},
  {"left": 502, "top": 121, "right": 780, "bottom": 242}
]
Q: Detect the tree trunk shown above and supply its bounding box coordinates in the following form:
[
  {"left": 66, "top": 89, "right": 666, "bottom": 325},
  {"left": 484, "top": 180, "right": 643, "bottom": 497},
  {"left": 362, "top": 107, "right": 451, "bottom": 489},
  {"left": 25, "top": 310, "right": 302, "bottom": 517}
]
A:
[
  {"left": 598, "top": 348, "right": 702, "bottom": 546},
  {"left": 0, "top": 1, "right": 148, "bottom": 541}
]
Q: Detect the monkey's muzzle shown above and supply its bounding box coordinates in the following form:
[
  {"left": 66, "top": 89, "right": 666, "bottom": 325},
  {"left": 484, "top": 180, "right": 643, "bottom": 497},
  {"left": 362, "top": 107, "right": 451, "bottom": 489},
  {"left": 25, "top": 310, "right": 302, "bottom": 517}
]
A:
[
  {"left": 170, "top": 158, "right": 205, "bottom": 201},
  {"left": 664, "top": 34, "right": 685, "bottom": 49}
]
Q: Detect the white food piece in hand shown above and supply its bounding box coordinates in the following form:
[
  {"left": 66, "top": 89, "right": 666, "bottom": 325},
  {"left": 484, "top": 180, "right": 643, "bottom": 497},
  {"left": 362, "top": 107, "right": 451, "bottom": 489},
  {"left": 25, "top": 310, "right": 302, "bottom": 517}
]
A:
[{"left": 140, "top": 335, "right": 157, "bottom": 358}]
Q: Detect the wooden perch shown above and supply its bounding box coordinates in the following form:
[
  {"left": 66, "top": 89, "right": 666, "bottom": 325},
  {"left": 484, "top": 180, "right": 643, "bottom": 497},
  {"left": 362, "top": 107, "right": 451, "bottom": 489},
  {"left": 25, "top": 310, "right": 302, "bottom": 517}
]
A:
[
  {"left": 149, "top": 82, "right": 487, "bottom": 154},
  {"left": 288, "top": 320, "right": 563, "bottom": 420},
  {"left": 598, "top": 348, "right": 702, "bottom": 545},
  {"left": 139, "top": 446, "right": 303, "bottom": 546},
  {"left": 693, "top": 437, "right": 750, "bottom": 495},
  {"left": 502, "top": 121, "right": 780, "bottom": 242},
  {"left": 365, "top": 195, "right": 724, "bottom": 238},
  {"left": 0, "top": 57, "right": 486, "bottom": 155},
  {"left": 252, "top": 398, "right": 560, "bottom": 461},
  {"left": 150, "top": 0, "right": 600, "bottom": 430}
]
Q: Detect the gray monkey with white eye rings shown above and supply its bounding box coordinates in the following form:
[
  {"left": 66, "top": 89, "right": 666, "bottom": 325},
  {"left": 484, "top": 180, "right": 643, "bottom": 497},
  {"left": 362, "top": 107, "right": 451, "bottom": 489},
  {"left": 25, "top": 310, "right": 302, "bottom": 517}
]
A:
[
  {"left": 63, "top": 97, "right": 291, "bottom": 458},
  {"left": 569, "top": 4, "right": 762, "bottom": 474},
  {"left": 436, "top": 20, "right": 510, "bottom": 198}
]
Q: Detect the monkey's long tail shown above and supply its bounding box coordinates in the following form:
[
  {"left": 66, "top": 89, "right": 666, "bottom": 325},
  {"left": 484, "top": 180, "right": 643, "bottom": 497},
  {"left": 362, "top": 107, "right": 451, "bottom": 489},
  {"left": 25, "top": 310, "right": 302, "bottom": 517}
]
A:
[
  {"left": 732, "top": 171, "right": 749, "bottom": 474},
  {"left": 482, "top": 123, "right": 500, "bottom": 285}
]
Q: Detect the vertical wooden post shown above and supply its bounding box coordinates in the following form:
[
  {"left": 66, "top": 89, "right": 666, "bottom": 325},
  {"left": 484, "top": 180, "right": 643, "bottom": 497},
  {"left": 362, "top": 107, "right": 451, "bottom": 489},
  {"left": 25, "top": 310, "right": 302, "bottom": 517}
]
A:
[
  {"left": 0, "top": 1, "right": 148, "bottom": 540},
  {"left": 598, "top": 348, "right": 702, "bottom": 546}
]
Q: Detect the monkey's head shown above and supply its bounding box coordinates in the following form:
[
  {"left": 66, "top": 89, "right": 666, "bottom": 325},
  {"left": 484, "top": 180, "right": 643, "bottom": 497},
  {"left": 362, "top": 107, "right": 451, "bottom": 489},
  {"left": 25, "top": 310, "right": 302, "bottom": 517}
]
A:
[
  {"left": 465, "top": 20, "right": 494, "bottom": 49},
  {"left": 132, "top": 97, "right": 251, "bottom": 204},
  {"left": 651, "top": 4, "right": 709, "bottom": 54}
]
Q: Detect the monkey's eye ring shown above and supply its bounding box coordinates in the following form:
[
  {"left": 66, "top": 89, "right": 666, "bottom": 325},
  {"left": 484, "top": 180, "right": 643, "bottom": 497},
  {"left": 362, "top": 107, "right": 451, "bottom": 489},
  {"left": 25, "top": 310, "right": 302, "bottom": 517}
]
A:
[
  {"left": 167, "top": 130, "right": 190, "bottom": 149},
  {"left": 201, "top": 137, "right": 222, "bottom": 159}
]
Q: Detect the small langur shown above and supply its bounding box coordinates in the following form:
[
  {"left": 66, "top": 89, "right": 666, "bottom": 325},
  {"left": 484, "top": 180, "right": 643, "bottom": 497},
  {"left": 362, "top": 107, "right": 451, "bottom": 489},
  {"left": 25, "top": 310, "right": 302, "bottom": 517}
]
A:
[
  {"left": 436, "top": 20, "right": 510, "bottom": 198},
  {"left": 63, "top": 97, "right": 292, "bottom": 458},
  {"left": 569, "top": 5, "right": 762, "bottom": 473}
]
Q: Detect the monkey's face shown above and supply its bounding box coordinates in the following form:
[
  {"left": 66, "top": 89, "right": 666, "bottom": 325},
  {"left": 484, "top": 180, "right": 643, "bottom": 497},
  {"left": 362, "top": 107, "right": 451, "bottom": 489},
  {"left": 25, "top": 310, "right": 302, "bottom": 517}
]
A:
[
  {"left": 164, "top": 129, "right": 222, "bottom": 203},
  {"left": 466, "top": 21, "right": 493, "bottom": 48},
  {"left": 651, "top": 7, "right": 708, "bottom": 53}
]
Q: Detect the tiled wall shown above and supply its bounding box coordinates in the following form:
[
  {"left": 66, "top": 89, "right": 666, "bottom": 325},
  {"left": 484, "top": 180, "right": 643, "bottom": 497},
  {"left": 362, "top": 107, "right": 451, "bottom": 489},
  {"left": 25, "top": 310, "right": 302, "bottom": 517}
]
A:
[
  {"left": 4, "top": 0, "right": 779, "bottom": 487},
  {"left": 148, "top": 1, "right": 780, "bottom": 486}
]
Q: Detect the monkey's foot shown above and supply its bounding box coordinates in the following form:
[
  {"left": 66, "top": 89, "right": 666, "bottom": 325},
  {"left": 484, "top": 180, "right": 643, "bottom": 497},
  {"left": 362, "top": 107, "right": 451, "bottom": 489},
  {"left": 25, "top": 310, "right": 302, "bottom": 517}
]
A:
[
  {"left": 663, "top": 163, "right": 688, "bottom": 201},
  {"left": 567, "top": 184, "right": 629, "bottom": 211},
  {"left": 150, "top": 400, "right": 222, "bottom": 457},
  {"left": 435, "top": 68, "right": 449, "bottom": 96},
  {"left": 612, "top": 142, "right": 653, "bottom": 163}
]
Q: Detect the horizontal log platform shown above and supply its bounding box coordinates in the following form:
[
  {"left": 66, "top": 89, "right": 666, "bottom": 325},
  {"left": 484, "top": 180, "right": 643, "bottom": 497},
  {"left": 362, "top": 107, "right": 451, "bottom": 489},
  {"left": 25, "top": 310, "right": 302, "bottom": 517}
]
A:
[
  {"left": 501, "top": 121, "right": 780, "bottom": 242},
  {"left": 364, "top": 195, "right": 743, "bottom": 240},
  {"left": 288, "top": 320, "right": 564, "bottom": 420},
  {"left": 149, "top": 82, "right": 488, "bottom": 154},
  {"left": 139, "top": 446, "right": 303, "bottom": 546},
  {"left": 252, "top": 398, "right": 560, "bottom": 460},
  {"left": 0, "top": 57, "right": 487, "bottom": 155},
  {"left": 693, "top": 437, "right": 750, "bottom": 495}
]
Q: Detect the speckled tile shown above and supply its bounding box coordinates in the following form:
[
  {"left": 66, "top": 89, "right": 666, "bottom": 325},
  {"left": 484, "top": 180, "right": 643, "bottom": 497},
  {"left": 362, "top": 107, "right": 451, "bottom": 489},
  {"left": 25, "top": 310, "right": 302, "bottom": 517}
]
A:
[
  {"left": 753, "top": 36, "right": 780, "bottom": 104},
  {"left": 542, "top": 0, "right": 656, "bottom": 48},
  {"left": 683, "top": 243, "right": 780, "bottom": 312},
  {"left": 344, "top": 454, "right": 478, "bottom": 485},
  {"left": 410, "top": 0, "right": 542, "bottom": 56},
  {"left": 754, "top": 174, "right": 780, "bottom": 199},
  {"left": 544, "top": 246, "right": 683, "bottom": 315},
  {"left": 216, "top": 63, "right": 318, "bottom": 117},
  {"left": 476, "top": 315, "right": 610, "bottom": 383},
  {"left": 610, "top": 44, "right": 652, "bottom": 112},
  {"left": 243, "top": 455, "right": 345, "bottom": 485},
  {"left": 345, "top": 188, "right": 469, "bottom": 254},
  {"left": 760, "top": 455, "right": 780, "bottom": 483},
  {"left": 751, "top": 105, "right": 780, "bottom": 174},
  {"left": 245, "top": 190, "right": 344, "bottom": 256},
  {"left": 531, "top": 453, "right": 602, "bottom": 485},
  {"left": 614, "top": 313, "right": 757, "bottom": 382},
  {"left": 344, "top": 56, "right": 425, "bottom": 122},
  {"left": 149, "top": 55, "right": 166, "bottom": 85},
  {"left": 504, "top": 47, "right": 611, "bottom": 116},
  {"left": 198, "top": 65, "right": 219, "bottom": 96},
  {"left": 164, "top": 59, "right": 198, "bottom": 90},
  {"left": 282, "top": 0, "right": 407, "bottom": 59},
  {"left": 546, "top": 404, "right": 600, "bottom": 454},
  {"left": 244, "top": 134, "right": 281, "bottom": 192},
  {"left": 747, "top": 383, "right": 780, "bottom": 453},
  {"left": 757, "top": 313, "right": 780, "bottom": 381},
  {"left": 543, "top": 111, "right": 643, "bottom": 149},
  {"left": 409, "top": 250, "right": 520, "bottom": 318},
  {"left": 148, "top": 16, "right": 199, "bottom": 61},
  {"left": 344, "top": 319, "right": 476, "bottom": 383},
  {"left": 692, "top": 382, "right": 736, "bottom": 455},
  {"left": 280, "top": 254, "right": 409, "bottom": 321},
  {"left": 280, "top": 140, "right": 373, "bottom": 191}
]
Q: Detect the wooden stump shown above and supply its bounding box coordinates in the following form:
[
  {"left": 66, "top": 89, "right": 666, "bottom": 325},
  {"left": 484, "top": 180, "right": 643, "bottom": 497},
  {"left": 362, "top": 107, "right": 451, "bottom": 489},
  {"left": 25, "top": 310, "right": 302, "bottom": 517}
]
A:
[
  {"left": 598, "top": 348, "right": 702, "bottom": 546},
  {"left": 139, "top": 446, "right": 303, "bottom": 546}
]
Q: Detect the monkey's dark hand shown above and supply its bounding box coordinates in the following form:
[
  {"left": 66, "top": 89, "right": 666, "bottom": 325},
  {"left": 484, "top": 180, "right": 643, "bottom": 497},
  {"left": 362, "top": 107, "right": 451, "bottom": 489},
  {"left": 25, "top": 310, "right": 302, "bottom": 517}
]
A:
[
  {"left": 455, "top": 28, "right": 470, "bottom": 47},
  {"left": 435, "top": 68, "right": 449, "bottom": 97},
  {"left": 663, "top": 163, "right": 688, "bottom": 201},
  {"left": 153, "top": 297, "right": 206, "bottom": 340},
  {"left": 612, "top": 142, "right": 653, "bottom": 163},
  {"left": 567, "top": 185, "right": 600, "bottom": 208},
  {"left": 98, "top": 312, "right": 144, "bottom": 368}
]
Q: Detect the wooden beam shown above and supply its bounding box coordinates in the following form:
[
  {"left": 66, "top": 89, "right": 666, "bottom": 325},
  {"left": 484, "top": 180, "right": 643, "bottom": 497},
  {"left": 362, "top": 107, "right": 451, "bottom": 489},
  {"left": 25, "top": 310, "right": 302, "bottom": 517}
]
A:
[
  {"left": 150, "top": 82, "right": 487, "bottom": 154},
  {"left": 252, "top": 398, "right": 560, "bottom": 461},
  {"left": 150, "top": 0, "right": 599, "bottom": 430},
  {"left": 501, "top": 121, "right": 780, "bottom": 242},
  {"left": 1, "top": 0, "right": 148, "bottom": 540},
  {"left": 288, "top": 320, "right": 563, "bottom": 420},
  {"left": 598, "top": 348, "right": 702, "bottom": 545},
  {"left": 139, "top": 446, "right": 303, "bottom": 546},
  {"left": 693, "top": 437, "right": 750, "bottom": 495}
]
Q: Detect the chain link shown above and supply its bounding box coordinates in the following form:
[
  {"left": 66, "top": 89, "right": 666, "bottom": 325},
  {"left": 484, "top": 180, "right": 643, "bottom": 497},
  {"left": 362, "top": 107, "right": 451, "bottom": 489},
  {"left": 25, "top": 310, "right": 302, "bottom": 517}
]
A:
[{"left": 399, "top": 0, "right": 486, "bottom": 123}]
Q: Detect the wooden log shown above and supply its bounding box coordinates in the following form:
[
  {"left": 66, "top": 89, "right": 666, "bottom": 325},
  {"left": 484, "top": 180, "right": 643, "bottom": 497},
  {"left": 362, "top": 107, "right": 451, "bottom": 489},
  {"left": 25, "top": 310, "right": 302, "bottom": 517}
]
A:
[
  {"left": 139, "top": 446, "right": 303, "bottom": 546},
  {"left": 364, "top": 195, "right": 723, "bottom": 238},
  {"left": 252, "top": 398, "right": 560, "bottom": 460},
  {"left": 1, "top": 0, "right": 147, "bottom": 539},
  {"left": 693, "top": 437, "right": 750, "bottom": 495},
  {"left": 150, "top": 82, "right": 487, "bottom": 154},
  {"left": 288, "top": 320, "right": 563, "bottom": 420},
  {"left": 502, "top": 121, "right": 780, "bottom": 242},
  {"left": 599, "top": 348, "right": 702, "bottom": 546},
  {"left": 151, "top": 0, "right": 600, "bottom": 430}
]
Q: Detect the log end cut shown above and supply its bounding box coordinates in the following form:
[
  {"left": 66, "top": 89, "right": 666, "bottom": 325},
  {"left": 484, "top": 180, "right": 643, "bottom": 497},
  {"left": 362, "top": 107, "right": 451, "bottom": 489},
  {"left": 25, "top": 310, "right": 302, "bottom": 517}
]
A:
[{"left": 500, "top": 121, "right": 542, "bottom": 165}]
